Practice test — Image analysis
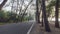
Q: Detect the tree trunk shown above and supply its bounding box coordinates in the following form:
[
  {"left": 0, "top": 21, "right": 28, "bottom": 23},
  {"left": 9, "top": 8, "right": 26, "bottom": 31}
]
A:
[
  {"left": 42, "top": 13, "right": 44, "bottom": 26},
  {"left": 36, "top": 0, "right": 40, "bottom": 23},
  {"left": 41, "top": 0, "right": 51, "bottom": 32},
  {"left": 55, "top": 0, "right": 59, "bottom": 28},
  {"left": 0, "top": 0, "right": 7, "bottom": 10}
]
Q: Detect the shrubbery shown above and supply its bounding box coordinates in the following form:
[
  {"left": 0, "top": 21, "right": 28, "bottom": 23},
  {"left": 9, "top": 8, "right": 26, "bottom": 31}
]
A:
[{"left": 0, "top": 10, "right": 33, "bottom": 23}]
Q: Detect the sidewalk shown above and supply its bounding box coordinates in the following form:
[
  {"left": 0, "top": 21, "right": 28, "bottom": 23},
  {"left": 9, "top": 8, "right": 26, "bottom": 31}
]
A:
[
  {"left": 30, "top": 22, "right": 60, "bottom": 34},
  {"left": 30, "top": 23, "right": 44, "bottom": 34}
]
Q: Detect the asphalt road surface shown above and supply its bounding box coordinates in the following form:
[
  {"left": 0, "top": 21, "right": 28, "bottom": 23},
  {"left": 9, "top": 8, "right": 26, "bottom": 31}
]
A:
[{"left": 0, "top": 22, "right": 33, "bottom": 34}]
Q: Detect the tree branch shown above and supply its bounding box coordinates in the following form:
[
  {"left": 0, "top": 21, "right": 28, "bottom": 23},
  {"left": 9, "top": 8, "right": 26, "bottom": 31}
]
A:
[
  {"left": 20, "top": 0, "right": 33, "bottom": 22},
  {"left": 0, "top": 0, "right": 8, "bottom": 10}
]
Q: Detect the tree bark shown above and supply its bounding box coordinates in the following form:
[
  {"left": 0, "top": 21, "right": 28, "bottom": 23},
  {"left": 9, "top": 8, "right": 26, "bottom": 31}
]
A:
[
  {"left": 42, "top": 13, "right": 44, "bottom": 26},
  {"left": 55, "top": 0, "right": 59, "bottom": 28},
  {"left": 0, "top": 0, "right": 7, "bottom": 10},
  {"left": 36, "top": 0, "right": 40, "bottom": 23},
  {"left": 41, "top": 0, "right": 51, "bottom": 32}
]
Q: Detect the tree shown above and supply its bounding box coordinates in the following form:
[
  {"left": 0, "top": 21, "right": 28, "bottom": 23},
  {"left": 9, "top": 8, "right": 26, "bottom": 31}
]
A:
[
  {"left": 41, "top": 0, "right": 51, "bottom": 32},
  {"left": 36, "top": 0, "right": 40, "bottom": 23},
  {"left": 46, "top": 0, "right": 56, "bottom": 18},
  {"left": 0, "top": 0, "right": 8, "bottom": 10},
  {"left": 55, "top": 0, "right": 59, "bottom": 28},
  {"left": 20, "top": 0, "right": 33, "bottom": 22},
  {"left": 6, "top": 0, "right": 34, "bottom": 22},
  {"left": 42, "top": 13, "right": 44, "bottom": 26}
]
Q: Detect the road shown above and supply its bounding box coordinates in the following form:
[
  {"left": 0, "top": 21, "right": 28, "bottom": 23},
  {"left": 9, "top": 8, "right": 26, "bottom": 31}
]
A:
[{"left": 0, "top": 22, "right": 34, "bottom": 34}]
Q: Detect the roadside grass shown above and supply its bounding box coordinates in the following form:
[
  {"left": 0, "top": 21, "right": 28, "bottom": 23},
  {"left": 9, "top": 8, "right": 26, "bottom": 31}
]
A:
[
  {"left": 0, "top": 22, "right": 6, "bottom": 25},
  {"left": 0, "top": 22, "right": 13, "bottom": 25}
]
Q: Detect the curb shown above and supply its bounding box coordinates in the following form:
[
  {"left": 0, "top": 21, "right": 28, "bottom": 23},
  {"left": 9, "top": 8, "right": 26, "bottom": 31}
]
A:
[{"left": 27, "top": 22, "right": 35, "bottom": 34}]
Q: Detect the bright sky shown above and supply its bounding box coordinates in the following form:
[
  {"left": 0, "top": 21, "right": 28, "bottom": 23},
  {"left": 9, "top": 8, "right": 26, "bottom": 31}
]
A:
[
  {"left": 0, "top": 0, "right": 35, "bottom": 11},
  {"left": 3, "top": 0, "right": 11, "bottom": 11},
  {"left": 0, "top": 0, "right": 3, "bottom": 4},
  {"left": 0, "top": 0, "right": 11, "bottom": 11}
]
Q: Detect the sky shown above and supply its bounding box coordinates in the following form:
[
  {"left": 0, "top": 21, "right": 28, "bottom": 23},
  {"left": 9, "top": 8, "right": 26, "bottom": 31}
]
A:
[
  {"left": 0, "top": 0, "right": 11, "bottom": 11},
  {"left": 3, "top": 0, "right": 11, "bottom": 11},
  {"left": 0, "top": 0, "right": 36, "bottom": 11},
  {"left": 0, "top": 0, "right": 3, "bottom": 4}
]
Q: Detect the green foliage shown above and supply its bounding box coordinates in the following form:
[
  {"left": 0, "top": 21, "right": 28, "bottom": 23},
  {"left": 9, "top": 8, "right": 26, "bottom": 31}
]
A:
[
  {"left": 47, "top": 0, "right": 56, "bottom": 7},
  {"left": 0, "top": 10, "right": 6, "bottom": 18},
  {"left": 0, "top": 10, "right": 33, "bottom": 23},
  {"left": 46, "top": 0, "right": 56, "bottom": 17}
]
